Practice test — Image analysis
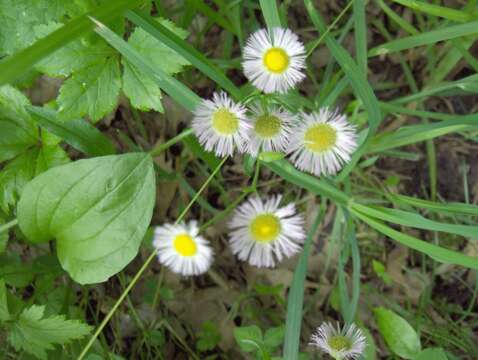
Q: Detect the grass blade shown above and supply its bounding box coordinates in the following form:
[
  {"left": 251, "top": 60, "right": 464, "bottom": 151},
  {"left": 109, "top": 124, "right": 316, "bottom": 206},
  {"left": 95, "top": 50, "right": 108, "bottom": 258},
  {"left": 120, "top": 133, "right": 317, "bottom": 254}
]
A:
[
  {"left": 351, "top": 208, "right": 478, "bottom": 270},
  {"left": 283, "top": 208, "right": 323, "bottom": 360},
  {"left": 0, "top": 0, "right": 145, "bottom": 85},
  {"left": 352, "top": 203, "right": 478, "bottom": 239},
  {"left": 392, "top": 0, "right": 478, "bottom": 23},
  {"left": 388, "top": 194, "right": 478, "bottom": 216},
  {"left": 304, "top": 0, "right": 382, "bottom": 179},
  {"left": 260, "top": 0, "right": 283, "bottom": 32},
  {"left": 353, "top": 0, "right": 368, "bottom": 73},
  {"left": 28, "top": 106, "right": 116, "bottom": 156},
  {"left": 265, "top": 160, "right": 349, "bottom": 205},
  {"left": 126, "top": 10, "right": 242, "bottom": 99},
  {"left": 369, "top": 20, "right": 478, "bottom": 56}
]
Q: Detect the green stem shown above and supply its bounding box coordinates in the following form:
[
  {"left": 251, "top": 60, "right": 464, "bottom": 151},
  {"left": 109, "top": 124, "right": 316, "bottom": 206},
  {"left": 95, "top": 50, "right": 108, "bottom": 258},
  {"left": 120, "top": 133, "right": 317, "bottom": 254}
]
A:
[
  {"left": 0, "top": 219, "right": 18, "bottom": 234},
  {"left": 78, "top": 157, "right": 227, "bottom": 360},
  {"left": 149, "top": 128, "right": 193, "bottom": 157}
]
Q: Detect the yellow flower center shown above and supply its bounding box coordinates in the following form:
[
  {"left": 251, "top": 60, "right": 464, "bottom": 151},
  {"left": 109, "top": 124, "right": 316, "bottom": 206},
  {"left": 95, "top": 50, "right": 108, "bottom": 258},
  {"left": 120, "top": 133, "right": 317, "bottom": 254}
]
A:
[
  {"left": 328, "top": 335, "right": 351, "bottom": 352},
  {"left": 173, "top": 233, "right": 197, "bottom": 256},
  {"left": 212, "top": 107, "right": 239, "bottom": 135},
  {"left": 250, "top": 214, "right": 281, "bottom": 243},
  {"left": 254, "top": 114, "right": 282, "bottom": 138},
  {"left": 263, "top": 48, "right": 289, "bottom": 73},
  {"left": 304, "top": 123, "right": 337, "bottom": 153}
]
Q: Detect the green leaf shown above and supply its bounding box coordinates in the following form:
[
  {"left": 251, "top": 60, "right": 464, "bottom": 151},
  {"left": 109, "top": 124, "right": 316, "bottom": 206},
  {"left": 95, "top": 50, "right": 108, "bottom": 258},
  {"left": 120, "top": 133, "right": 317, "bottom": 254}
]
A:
[
  {"left": 197, "top": 321, "right": 221, "bottom": 352},
  {"left": 0, "top": 0, "right": 69, "bottom": 55},
  {"left": 414, "top": 348, "right": 448, "bottom": 360},
  {"left": 57, "top": 56, "right": 121, "bottom": 122},
  {"left": 122, "top": 59, "right": 163, "bottom": 112},
  {"left": 28, "top": 106, "right": 116, "bottom": 156},
  {"left": 0, "top": 85, "right": 38, "bottom": 163},
  {"left": 0, "top": 0, "right": 146, "bottom": 85},
  {"left": 8, "top": 305, "right": 91, "bottom": 360},
  {"left": 264, "top": 326, "right": 285, "bottom": 349},
  {"left": 92, "top": 17, "right": 201, "bottom": 112},
  {"left": 126, "top": 10, "right": 242, "bottom": 100},
  {"left": 373, "top": 307, "right": 421, "bottom": 359},
  {"left": 17, "top": 153, "right": 156, "bottom": 284},
  {"left": 0, "top": 278, "right": 9, "bottom": 321},
  {"left": 0, "top": 219, "right": 8, "bottom": 253},
  {"left": 234, "top": 325, "right": 263, "bottom": 353},
  {"left": 127, "top": 18, "right": 189, "bottom": 75},
  {"left": 0, "top": 253, "right": 34, "bottom": 287},
  {"left": 0, "top": 146, "right": 69, "bottom": 214},
  {"left": 122, "top": 17, "right": 189, "bottom": 112},
  {"left": 34, "top": 22, "right": 114, "bottom": 77}
]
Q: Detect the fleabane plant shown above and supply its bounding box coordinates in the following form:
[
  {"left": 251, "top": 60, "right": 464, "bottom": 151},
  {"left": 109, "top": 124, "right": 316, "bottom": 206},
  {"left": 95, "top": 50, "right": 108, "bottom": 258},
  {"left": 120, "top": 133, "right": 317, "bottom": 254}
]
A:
[{"left": 243, "top": 27, "right": 306, "bottom": 93}]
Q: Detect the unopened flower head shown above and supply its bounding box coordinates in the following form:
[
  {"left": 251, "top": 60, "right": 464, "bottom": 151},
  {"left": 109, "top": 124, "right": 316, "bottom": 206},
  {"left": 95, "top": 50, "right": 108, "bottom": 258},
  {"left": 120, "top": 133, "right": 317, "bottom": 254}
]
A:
[
  {"left": 310, "top": 322, "right": 366, "bottom": 360},
  {"left": 192, "top": 92, "right": 250, "bottom": 157},
  {"left": 153, "top": 221, "right": 213, "bottom": 276},
  {"left": 288, "top": 108, "right": 358, "bottom": 176},
  {"left": 246, "top": 104, "right": 295, "bottom": 156},
  {"left": 228, "top": 195, "right": 305, "bottom": 267},
  {"left": 242, "top": 27, "right": 306, "bottom": 93}
]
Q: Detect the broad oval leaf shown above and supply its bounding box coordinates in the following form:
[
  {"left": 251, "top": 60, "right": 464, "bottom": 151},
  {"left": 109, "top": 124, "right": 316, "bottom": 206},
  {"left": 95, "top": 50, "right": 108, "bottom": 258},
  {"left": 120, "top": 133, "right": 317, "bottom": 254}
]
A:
[
  {"left": 17, "top": 153, "right": 156, "bottom": 284},
  {"left": 373, "top": 307, "right": 421, "bottom": 359}
]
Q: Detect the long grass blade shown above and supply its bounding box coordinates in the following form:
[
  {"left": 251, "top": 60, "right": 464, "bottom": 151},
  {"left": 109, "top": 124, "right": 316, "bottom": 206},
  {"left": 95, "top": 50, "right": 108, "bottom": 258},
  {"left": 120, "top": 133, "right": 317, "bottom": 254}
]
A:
[
  {"left": 351, "top": 208, "right": 478, "bottom": 270},
  {"left": 28, "top": 106, "right": 116, "bottom": 156},
  {"left": 0, "top": 0, "right": 145, "bottom": 85},
  {"left": 392, "top": 0, "right": 478, "bottom": 23},
  {"left": 304, "top": 0, "right": 382, "bottom": 179},
  {"left": 260, "top": 0, "right": 283, "bottom": 32},
  {"left": 283, "top": 208, "right": 323, "bottom": 360},
  {"left": 369, "top": 20, "right": 478, "bottom": 56}
]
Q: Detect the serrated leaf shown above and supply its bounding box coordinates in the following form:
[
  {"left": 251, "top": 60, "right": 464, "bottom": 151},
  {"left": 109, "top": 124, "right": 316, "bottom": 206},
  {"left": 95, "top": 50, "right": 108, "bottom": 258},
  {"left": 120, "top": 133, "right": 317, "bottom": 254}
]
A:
[
  {"left": 122, "top": 59, "right": 163, "bottom": 112},
  {"left": 264, "top": 325, "right": 285, "bottom": 348},
  {"left": 233, "top": 325, "right": 263, "bottom": 353},
  {"left": 0, "top": 146, "right": 69, "bottom": 214},
  {"left": 34, "top": 22, "right": 114, "bottom": 77},
  {"left": 0, "top": 278, "right": 9, "bottom": 321},
  {"left": 8, "top": 305, "right": 91, "bottom": 360},
  {"left": 374, "top": 307, "right": 421, "bottom": 359},
  {"left": 0, "top": 85, "right": 38, "bottom": 163},
  {"left": 127, "top": 18, "right": 189, "bottom": 75},
  {"left": 122, "top": 18, "right": 189, "bottom": 112},
  {"left": 28, "top": 106, "right": 116, "bottom": 156},
  {"left": 0, "top": 0, "right": 68, "bottom": 54},
  {"left": 0, "top": 253, "right": 34, "bottom": 287},
  {"left": 17, "top": 153, "right": 156, "bottom": 284},
  {"left": 57, "top": 56, "right": 121, "bottom": 123}
]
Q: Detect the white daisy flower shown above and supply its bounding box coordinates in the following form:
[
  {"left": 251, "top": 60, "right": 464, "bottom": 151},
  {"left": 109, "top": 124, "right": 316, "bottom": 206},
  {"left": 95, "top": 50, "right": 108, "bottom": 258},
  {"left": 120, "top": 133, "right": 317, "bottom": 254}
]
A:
[
  {"left": 191, "top": 92, "right": 250, "bottom": 157},
  {"left": 228, "top": 195, "right": 305, "bottom": 267},
  {"left": 246, "top": 104, "right": 295, "bottom": 156},
  {"left": 310, "top": 322, "right": 366, "bottom": 360},
  {"left": 288, "top": 108, "right": 358, "bottom": 176},
  {"left": 153, "top": 221, "right": 213, "bottom": 276},
  {"left": 242, "top": 27, "right": 306, "bottom": 93}
]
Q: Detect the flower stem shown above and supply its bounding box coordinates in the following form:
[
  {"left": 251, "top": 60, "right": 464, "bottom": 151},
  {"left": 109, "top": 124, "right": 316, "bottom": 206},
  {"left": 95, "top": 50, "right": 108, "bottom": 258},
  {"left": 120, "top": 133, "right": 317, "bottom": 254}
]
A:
[
  {"left": 78, "top": 157, "right": 227, "bottom": 360},
  {"left": 0, "top": 219, "right": 18, "bottom": 234},
  {"left": 149, "top": 128, "right": 193, "bottom": 157}
]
